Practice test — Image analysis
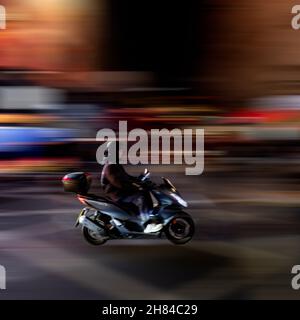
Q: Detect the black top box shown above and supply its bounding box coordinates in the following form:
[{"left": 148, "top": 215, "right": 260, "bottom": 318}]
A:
[{"left": 62, "top": 172, "right": 92, "bottom": 194}]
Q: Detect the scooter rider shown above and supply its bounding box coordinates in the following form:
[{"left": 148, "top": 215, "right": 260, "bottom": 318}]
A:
[{"left": 101, "top": 141, "right": 163, "bottom": 233}]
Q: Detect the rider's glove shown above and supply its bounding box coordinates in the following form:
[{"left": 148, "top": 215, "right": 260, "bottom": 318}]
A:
[{"left": 132, "top": 182, "right": 143, "bottom": 191}]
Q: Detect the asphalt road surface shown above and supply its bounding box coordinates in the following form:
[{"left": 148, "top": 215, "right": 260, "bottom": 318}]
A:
[{"left": 0, "top": 168, "right": 300, "bottom": 299}]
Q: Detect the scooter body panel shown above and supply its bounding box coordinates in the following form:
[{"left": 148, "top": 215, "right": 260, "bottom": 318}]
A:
[{"left": 84, "top": 199, "right": 132, "bottom": 221}]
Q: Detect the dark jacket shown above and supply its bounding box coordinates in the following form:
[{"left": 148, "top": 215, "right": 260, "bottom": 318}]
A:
[{"left": 101, "top": 163, "right": 138, "bottom": 201}]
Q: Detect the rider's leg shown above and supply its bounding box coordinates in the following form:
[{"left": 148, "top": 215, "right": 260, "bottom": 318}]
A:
[
  {"left": 119, "top": 193, "right": 163, "bottom": 233},
  {"left": 139, "top": 193, "right": 163, "bottom": 233}
]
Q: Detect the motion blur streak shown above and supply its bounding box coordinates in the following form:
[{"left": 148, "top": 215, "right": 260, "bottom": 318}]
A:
[{"left": 0, "top": 0, "right": 300, "bottom": 299}]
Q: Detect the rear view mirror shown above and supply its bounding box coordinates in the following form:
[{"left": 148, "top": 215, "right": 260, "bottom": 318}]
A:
[{"left": 141, "top": 168, "right": 150, "bottom": 181}]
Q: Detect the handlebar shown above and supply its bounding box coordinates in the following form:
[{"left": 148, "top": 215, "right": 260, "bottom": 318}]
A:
[{"left": 133, "top": 177, "right": 156, "bottom": 191}]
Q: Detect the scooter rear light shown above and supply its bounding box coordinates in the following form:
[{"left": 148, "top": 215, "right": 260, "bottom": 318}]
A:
[
  {"left": 77, "top": 196, "right": 87, "bottom": 205},
  {"left": 62, "top": 177, "right": 72, "bottom": 181}
]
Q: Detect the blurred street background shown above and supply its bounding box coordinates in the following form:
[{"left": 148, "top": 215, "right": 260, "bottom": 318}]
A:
[{"left": 0, "top": 0, "right": 300, "bottom": 299}]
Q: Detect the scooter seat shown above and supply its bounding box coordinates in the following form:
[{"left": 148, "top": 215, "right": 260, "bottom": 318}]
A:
[{"left": 85, "top": 193, "right": 108, "bottom": 202}]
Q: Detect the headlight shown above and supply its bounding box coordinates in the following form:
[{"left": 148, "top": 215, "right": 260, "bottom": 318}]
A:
[{"left": 170, "top": 193, "right": 188, "bottom": 207}]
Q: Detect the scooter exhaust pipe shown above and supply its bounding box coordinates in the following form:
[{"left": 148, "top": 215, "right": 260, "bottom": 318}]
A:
[{"left": 78, "top": 215, "right": 104, "bottom": 233}]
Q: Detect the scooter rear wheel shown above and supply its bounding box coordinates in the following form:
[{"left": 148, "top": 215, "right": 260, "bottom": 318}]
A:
[
  {"left": 165, "top": 216, "right": 195, "bottom": 245},
  {"left": 82, "top": 226, "right": 108, "bottom": 245}
]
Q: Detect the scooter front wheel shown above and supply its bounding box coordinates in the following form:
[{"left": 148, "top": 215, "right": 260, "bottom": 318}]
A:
[
  {"left": 82, "top": 226, "right": 108, "bottom": 246},
  {"left": 165, "top": 216, "right": 195, "bottom": 245}
]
